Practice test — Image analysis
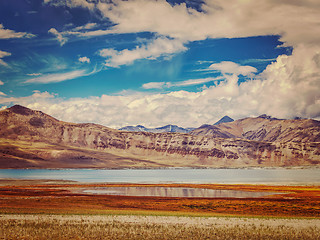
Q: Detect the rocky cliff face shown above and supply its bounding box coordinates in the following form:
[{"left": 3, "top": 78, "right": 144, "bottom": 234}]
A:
[{"left": 0, "top": 105, "right": 319, "bottom": 168}]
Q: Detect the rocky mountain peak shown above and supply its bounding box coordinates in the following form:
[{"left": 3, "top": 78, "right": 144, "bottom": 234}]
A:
[
  {"left": 8, "top": 105, "right": 34, "bottom": 116},
  {"left": 257, "top": 114, "right": 279, "bottom": 120},
  {"left": 214, "top": 116, "right": 234, "bottom": 125}
]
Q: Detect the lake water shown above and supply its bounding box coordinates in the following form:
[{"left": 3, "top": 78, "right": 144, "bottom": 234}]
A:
[{"left": 0, "top": 168, "right": 319, "bottom": 185}]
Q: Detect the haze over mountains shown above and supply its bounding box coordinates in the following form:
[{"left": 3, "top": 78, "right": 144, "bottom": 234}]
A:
[
  {"left": 118, "top": 116, "right": 234, "bottom": 133},
  {"left": 119, "top": 125, "right": 195, "bottom": 134},
  {"left": 0, "top": 105, "right": 319, "bottom": 169}
]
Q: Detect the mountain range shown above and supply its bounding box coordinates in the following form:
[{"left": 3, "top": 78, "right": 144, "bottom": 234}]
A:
[
  {"left": 0, "top": 105, "right": 319, "bottom": 169},
  {"left": 118, "top": 116, "right": 234, "bottom": 133},
  {"left": 119, "top": 124, "right": 195, "bottom": 133}
]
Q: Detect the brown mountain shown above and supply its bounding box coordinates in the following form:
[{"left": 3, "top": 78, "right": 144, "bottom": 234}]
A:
[
  {"left": 191, "top": 114, "right": 320, "bottom": 143},
  {"left": 0, "top": 105, "right": 319, "bottom": 168}
]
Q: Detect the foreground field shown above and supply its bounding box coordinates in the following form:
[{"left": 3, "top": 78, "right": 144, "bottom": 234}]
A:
[{"left": 1, "top": 214, "right": 320, "bottom": 240}]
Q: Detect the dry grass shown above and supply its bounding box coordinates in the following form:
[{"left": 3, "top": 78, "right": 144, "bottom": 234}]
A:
[{"left": 0, "top": 214, "right": 319, "bottom": 240}]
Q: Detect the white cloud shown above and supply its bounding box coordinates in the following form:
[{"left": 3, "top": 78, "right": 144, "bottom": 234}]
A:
[
  {"left": 48, "top": 28, "right": 67, "bottom": 46},
  {"left": 142, "top": 82, "right": 167, "bottom": 90},
  {"left": 1, "top": 58, "right": 320, "bottom": 129},
  {"left": 0, "top": 50, "right": 11, "bottom": 67},
  {"left": 251, "top": 45, "right": 320, "bottom": 119},
  {"left": 23, "top": 66, "right": 101, "bottom": 84},
  {"left": 44, "top": 0, "right": 95, "bottom": 10},
  {"left": 7, "top": 0, "right": 319, "bottom": 126},
  {"left": 99, "top": 37, "right": 187, "bottom": 67},
  {"left": 142, "top": 77, "right": 224, "bottom": 89},
  {"left": 27, "top": 73, "right": 42, "bottom": 76},
  {"left": 174, "top": 77, "right": 224, "bottom": 87},
  {"left": 0, "top": 24, "right": 35, "bottom": 39},
  {"left": 94, "top": 0, "right": 320, "bottom": 47},
  {"left": 0, "top": 91, "right": 55, "bottom": 106},
  {"left": 209, "top": 62, "right": 257, "bottom": 76},
  {"left": 0, "top": 79, "right": 6, "bottom": 96},
  {"left": 24, "top": 69, "right": 86, "bottom": 84},
  {"left": 72, "top": 23, "right": 97, "bottom": 31},
  {"left": 78, "top": 56, "right": 90, "bottom": 63}
]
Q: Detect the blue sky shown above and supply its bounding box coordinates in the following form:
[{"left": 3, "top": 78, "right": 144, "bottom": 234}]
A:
[{"left": 0, "top": 0, "right": 319, "bottom": 128}]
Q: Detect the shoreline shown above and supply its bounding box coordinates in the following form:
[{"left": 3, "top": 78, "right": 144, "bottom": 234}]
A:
[
  {"left": 1, "top": 168, "right": 319, "bottom": 186},
  {"left": 1, "top": 165, "right": 320, "bottom": 170}
]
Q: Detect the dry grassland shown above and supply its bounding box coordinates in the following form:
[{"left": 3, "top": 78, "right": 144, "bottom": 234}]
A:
[{"left": 0, "top": 214, "right": 319, "bottom": 240}]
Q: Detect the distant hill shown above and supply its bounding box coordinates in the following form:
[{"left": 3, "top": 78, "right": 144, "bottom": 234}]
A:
[
  {"left": 191, "top": 115, "right": 320, "bottom": 142},
  {"left": 119, "top": 124, "right": 195, "bottom": 133},
  {"left": 0, "top": 105, "right": 319, "bottom": 169},
  {"left": 214, "top": 116, "right": 234, "bottom": 125}
]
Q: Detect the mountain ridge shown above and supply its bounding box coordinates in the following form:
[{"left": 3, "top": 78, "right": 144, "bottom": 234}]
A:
[
  {"left": 191, "top": 115, "right": 320, "bottom": 143},
  {"left": 0, "top": 105, "right": 319, "bottom": 169},
  {"left": 119, "top": 124, "right": 195, "bottom": 133}
]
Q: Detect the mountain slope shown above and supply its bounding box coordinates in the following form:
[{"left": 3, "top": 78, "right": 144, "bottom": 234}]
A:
[
  {"left": 191, "top": 115, "right": 320, "bottom": 143},
  {"left": 0, "top": 105, "right": 319, "bottom": 168}
]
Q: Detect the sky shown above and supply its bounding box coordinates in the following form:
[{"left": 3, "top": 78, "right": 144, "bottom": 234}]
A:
[{"left": 0, "top": 0, "right": 319, "bottom": 128}]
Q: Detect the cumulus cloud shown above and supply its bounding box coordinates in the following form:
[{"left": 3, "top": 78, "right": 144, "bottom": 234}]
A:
[
  {"left": 251, "top": 45, "right": 320, "bottom": 118},
  {"left": 0, "top": 80, "right": 4, "bottom": 85},
  {"left": 13, "top": 0, "right": 320, "bottom": 125},
  {"left": 78, "top": 56, "right": 90, "bottom": 63},
  {"left": 0, "top": 50, "right": 11, "bottom": 66},
  {"left": 209, "top": 61, "right": 257, "bottom": 76},
  {"left": 37, "top": 1, "right": 320, "bottom": 49},
  {"left": 0, "top": 91, "right": 55, "bottom": 106},
  {"left": 94, "top": 0, "right": 320, "bottom": 121},
  {"left": 94, "top": 0, "right": 320, "bottom": 47},
  {"left": 99, "top": 37, "right": 187, "bottom": 67},
  {"left": 48, "top": 28, "right": 67, "bottom": 46},
  {"left": 0, "top": 24, "right": 35, "bottom": 39},
  {"left": 1, "top": 59, "right": 319, "bottom": 129}
]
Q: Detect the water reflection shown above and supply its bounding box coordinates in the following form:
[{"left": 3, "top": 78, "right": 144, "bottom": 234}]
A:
[{"left": 83, "top": 187, "right": 279, "bottom": 198}]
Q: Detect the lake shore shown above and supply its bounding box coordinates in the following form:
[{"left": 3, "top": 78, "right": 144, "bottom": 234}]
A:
[{"left": 1, "top": 168, "right": 320, "bottom": 185}]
